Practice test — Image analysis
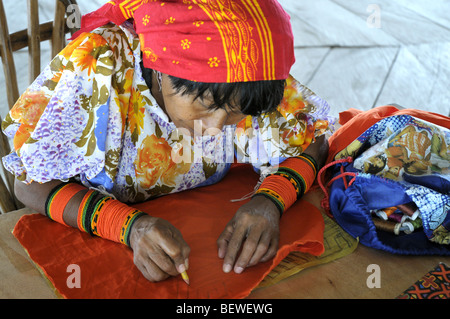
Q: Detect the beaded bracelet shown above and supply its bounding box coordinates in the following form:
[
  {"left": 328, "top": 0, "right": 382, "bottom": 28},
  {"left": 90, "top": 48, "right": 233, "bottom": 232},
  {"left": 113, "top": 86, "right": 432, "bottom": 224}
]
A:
[
  {"left": 77, "top": 189, "right": 101, "bottom": 234},
  {"left": 253, "top": 154, "right": 318, "bottom": 216},
  {"left": 298, "top": 153, "right": 318, "bottom": 176},
  {"left": 76, "top": 191, "right": 146, "bottom": 247},
  {"left": 46, "top": 183, "right": 146, "bottom": 247},
  {"left": 88, "top": 196, "right": 146, "bottom": 246},
  {"left": 45, "top": 183, "right": 86, "bottom": 226}
]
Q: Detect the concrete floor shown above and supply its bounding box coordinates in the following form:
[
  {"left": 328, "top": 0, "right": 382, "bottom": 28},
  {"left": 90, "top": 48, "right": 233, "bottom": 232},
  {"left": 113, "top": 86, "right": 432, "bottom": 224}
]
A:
[{"left": 1, "top": 0, "right": 449, "bottom": 119}]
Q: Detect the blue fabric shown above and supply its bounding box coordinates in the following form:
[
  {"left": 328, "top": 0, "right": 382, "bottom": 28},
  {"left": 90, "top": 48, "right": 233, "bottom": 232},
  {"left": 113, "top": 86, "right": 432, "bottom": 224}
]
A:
[
  {"left": 327, "top": 115, "right": 450, "bottom": 255},
  {"left": 329, "top": 168, "right": 450, "bottom": 255}
]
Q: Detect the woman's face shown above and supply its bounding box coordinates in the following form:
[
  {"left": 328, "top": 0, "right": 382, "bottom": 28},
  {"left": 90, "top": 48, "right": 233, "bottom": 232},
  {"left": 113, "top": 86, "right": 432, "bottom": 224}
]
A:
[
  {"left": 155, "top": 73, "right": 247, "bottom": 136},
  {"left": 370, "top": 155, "right": 385, "bottom": 168}
]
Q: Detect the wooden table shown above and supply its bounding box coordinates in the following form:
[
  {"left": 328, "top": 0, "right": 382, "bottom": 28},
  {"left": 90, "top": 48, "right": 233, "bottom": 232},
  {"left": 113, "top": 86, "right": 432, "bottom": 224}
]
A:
[{"left": 0, "top": 205, "right": 449, "bottom": 299}]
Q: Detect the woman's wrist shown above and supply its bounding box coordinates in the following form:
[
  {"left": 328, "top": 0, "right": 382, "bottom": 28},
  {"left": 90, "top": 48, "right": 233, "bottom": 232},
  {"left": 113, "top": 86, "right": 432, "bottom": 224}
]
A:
[
  {"left": 129, "top": 215, "right": 157, "bottom": 250},
  {"left": 250, "top": 194, "right": 282, "bottom": 219},
  {"left": 254, "top": 154, "right": 320, "bottom": 217}
]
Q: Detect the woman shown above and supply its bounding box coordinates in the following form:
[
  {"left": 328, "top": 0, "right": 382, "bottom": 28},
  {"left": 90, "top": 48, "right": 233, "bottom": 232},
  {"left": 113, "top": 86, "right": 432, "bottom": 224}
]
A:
[{"left": 2, "top": 0, "right": 333, "bottom": 282}]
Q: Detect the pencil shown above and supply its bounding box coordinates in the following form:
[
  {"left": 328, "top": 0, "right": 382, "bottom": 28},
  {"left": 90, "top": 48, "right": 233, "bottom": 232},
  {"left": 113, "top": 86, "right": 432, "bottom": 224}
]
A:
[{"left": 181, "top": 271, "right": 190, "bottom": 285}]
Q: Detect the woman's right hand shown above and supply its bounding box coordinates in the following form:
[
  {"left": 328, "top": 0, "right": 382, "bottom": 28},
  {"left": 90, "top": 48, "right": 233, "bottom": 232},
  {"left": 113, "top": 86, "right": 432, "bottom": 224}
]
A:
[{"left": 129, "top": 215, "right": 190, "bottom": 282}]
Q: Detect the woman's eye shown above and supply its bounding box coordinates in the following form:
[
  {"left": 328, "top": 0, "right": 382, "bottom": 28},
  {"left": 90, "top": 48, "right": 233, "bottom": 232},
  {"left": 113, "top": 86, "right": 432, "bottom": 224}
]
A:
[{"left": 197, "top": 98, "right": 214, "bottom": 110}]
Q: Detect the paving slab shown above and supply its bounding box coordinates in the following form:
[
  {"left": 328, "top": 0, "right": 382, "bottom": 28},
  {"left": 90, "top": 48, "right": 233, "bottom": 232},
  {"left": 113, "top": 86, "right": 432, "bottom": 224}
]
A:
[
  {"left": 332, "top": 0, "right": 450, "bottom": 45},
  {"left": 375, "top": 42, "right": 450, "bottom": 116},
  {"left": 307, "top": 46, "right": 399, "bottom": 116},
  {"left": 278, "top": 0, "right": 399, "bottom": 47}
]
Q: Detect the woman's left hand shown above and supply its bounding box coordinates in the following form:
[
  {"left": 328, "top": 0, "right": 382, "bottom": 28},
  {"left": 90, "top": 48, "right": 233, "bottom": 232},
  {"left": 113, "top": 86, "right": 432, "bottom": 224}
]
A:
[{"left": 217, "top": 195, "right": 280, "bottom": 274}]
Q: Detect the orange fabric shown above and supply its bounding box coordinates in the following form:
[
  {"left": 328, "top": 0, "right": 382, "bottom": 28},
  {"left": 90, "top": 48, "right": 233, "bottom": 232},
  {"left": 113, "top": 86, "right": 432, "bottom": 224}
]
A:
[
  {"left": 327, "top": 106, "right": 450, "bottom": 163},
  {"left": 13, "top": 164, "right": 324, "bottom": 299}
]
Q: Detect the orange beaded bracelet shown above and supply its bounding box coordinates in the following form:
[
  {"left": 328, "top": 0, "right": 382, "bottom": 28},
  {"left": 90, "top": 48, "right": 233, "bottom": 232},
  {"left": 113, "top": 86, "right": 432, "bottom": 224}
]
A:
[
  {"left": 90, "top": 197, "right": 146, "bottom": 246},
  {"left": 254, "top": 154, "right": 318, "bottom": 216},
  {"left": 45, "top": 183, "right": 86, "bottom": 226},
  {"left": 46, "top": 183, "right": 146, "bottom": 246}
]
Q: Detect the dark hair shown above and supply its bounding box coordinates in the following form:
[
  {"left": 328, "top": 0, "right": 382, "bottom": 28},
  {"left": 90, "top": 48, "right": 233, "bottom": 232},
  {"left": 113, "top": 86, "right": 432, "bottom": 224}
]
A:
[
  {"left": 366, "top": 155, "right": 387, "bottom": 174},
  {"left": 140, "top": 61, "right": 286, "bottom": 117}
]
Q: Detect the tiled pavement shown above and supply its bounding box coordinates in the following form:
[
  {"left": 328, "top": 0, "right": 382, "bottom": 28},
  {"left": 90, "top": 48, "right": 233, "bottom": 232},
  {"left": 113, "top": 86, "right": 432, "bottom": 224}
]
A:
[
  {"left": 281, "top": 0, "right": 450, "bottom": 118},
  {"left": 1, "top": 0, "right": 449, "bottom": 119}
]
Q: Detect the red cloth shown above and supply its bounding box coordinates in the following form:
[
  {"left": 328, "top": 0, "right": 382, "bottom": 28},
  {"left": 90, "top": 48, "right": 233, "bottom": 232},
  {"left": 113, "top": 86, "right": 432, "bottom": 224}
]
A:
[
  {"left": 13, "top": 164, "right": 324, "bottom": 299},
  {"left": 73, "top": 0, "right": 295, "bottom": 83}
]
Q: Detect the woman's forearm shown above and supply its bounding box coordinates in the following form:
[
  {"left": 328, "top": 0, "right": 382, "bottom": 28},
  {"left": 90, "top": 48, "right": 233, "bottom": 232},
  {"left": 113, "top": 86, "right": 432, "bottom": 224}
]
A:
[
  {"left": 14, "top": 179, "right": 89, "bottom": 228},
  {"left": 14, "top": 178, "right": 189, "bottom": 281},
  {"left": 303, "top": 134, "right": 329, "bottom": 170}
]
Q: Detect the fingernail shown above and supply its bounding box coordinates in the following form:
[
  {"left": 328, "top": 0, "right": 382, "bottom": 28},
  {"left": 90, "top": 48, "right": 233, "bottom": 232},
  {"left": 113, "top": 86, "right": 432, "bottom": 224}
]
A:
[
  {"left": 223, "top": 264, "right": 232, "bottom": 273},
  {"left": 234, "top": 266, "right": 244, "bottom": 274},
  {"left": 178, "top": 264, "right": 186, "bottom": 273},
  {"left": 218, "top": 248, "right": 224, "bottom": 259},
  {"left": 185, "top": 259, "right": 189, "bottom": 269}
]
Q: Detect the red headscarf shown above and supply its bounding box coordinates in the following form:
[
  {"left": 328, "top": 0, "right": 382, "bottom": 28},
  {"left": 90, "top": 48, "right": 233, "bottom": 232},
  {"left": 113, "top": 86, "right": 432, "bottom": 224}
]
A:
[{"left": 76, "top": 0, "right": 295, "bottom": 83}]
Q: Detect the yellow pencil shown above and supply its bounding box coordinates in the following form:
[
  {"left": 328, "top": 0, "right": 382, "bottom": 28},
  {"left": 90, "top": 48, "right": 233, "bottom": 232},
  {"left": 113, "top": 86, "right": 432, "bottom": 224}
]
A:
[{"left": 181, "top": 271, "right": 190, "bottom": 285}]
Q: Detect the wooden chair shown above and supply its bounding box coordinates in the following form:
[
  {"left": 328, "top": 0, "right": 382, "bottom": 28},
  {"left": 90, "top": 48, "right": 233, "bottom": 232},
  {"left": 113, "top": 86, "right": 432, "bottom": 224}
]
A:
[{"left": 0, "top": 0, "right": 79, "bottom": 213}]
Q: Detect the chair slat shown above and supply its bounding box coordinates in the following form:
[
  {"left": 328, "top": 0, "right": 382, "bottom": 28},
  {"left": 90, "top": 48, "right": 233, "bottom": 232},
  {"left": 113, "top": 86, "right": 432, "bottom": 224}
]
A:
[
  {"left": 27, "top": 0, "right": 41, "bottom": 84},
  {"left": 0, "top": 0, "right": 79, "bottom": 213},
  {"left": 1, "top": 21, "right": 64, "bottom": 53},
  {"left": 51, "top": 0, "right": 66, "bottom": 58},
  {"left": 0, "top": 0, "right": 19, "bottom": 109},
  {"left": 0, "top": 175, "right": 16, "bottom": 214},
  {"left": 0, "top": 115, "right": 16, "bottom": 213}
]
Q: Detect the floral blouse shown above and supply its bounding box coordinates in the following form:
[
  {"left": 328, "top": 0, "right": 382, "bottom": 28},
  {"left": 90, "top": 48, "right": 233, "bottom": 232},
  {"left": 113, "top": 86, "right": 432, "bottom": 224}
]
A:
[{"left": 2, "top": 22, "right": 335, "bottom": 203}]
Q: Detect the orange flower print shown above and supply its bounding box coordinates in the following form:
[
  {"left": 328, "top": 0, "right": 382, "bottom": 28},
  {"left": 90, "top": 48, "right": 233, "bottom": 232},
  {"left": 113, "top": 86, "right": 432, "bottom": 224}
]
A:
[
  {"left": 281, "top": 128, "right": 304, "bottom": 148},
  {"left": 142, "top": 14, "right": 150, "bottom": 26},
  {"left": 135, "top": 134, "right": 190, "bottom": 189},
  {"left": 314, "top": 120, "right": 329, "bottom": 135},
  {"left": 193, "top": 20, "right": 204, "bottom": 27},
  {"left": 58, "top": 32, "right": 89, "bottom": 60},
  {"left": 280, "top": 121, "right": 314, "bottom": 150},
  {"left": 235, "top": 115, "right": 252, "bottom": 139},
  {"left": 278, "top": 75, "right": 306, "bottom": 118},
  {"left": 71, "top": 34, "right": 107, "bottom": 76},
  {"left": 165, "top": 17, "right": 175, "bottom": 24},
  {"left": 128, "top": 87, "right": 146, "bottom": 137},
  {"left": 10, "top": 89, "right": 49, "bottom": 126},
  {"left": 114, "top": 69, "right": 134, "bottom": 134},
  {"left": 13, "top": 124, "right": 34, "bottom": 151},
  {"left": 50, "top": 71, "right": 63, "bottom": 83},
  {"left": 10, "top": 89, "right": 50, "bottom": 150}
]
